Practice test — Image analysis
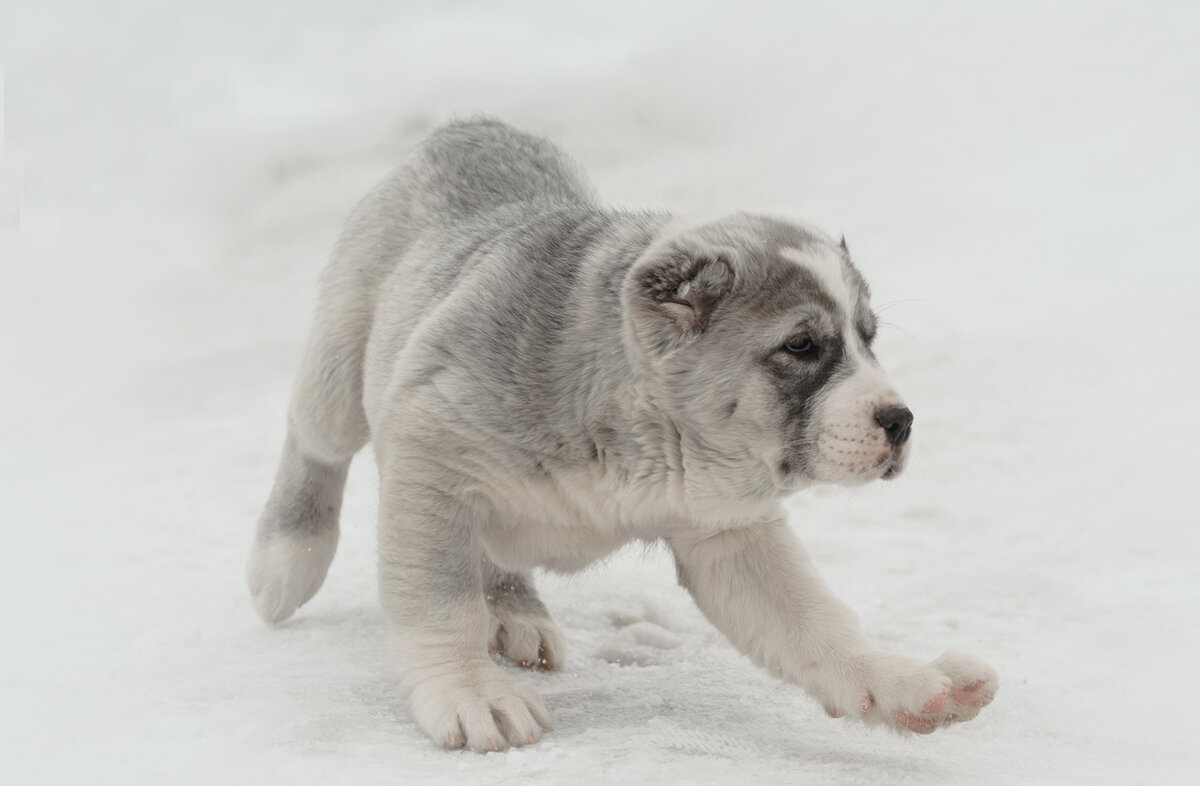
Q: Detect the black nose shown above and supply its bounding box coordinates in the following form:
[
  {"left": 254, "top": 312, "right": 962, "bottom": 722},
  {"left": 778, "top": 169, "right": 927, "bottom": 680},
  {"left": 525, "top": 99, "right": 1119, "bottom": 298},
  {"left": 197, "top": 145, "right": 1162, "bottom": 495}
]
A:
[{"left": 875, "top": 406, "right": 914, "bottom": 447}]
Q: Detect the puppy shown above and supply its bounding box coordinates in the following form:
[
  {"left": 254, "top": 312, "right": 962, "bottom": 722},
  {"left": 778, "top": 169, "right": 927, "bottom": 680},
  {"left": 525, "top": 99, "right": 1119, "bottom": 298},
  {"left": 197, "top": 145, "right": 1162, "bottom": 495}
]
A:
[{"left": 247, "top": 118, "right": 997, "bottom": 751}]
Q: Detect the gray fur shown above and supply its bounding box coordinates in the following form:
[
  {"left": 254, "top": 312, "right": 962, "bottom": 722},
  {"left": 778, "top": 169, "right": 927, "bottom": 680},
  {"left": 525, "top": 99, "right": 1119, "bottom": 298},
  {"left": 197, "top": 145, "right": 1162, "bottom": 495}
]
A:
[{"left": 246, "top": 118, "right": 997, "bottom": 751}]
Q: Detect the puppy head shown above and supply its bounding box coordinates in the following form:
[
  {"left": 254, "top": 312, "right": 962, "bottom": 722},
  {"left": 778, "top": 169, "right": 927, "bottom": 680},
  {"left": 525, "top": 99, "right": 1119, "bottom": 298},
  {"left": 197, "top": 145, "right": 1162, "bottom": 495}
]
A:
[{"left": 623, "top": 214, "right": 911, "bottom": 497}]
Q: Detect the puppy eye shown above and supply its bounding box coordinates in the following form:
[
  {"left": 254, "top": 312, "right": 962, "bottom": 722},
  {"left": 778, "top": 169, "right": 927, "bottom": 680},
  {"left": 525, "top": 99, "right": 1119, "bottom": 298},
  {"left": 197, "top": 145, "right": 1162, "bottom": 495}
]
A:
[{"left": 783, "top": 338, "right": 816, "bottom": 357}]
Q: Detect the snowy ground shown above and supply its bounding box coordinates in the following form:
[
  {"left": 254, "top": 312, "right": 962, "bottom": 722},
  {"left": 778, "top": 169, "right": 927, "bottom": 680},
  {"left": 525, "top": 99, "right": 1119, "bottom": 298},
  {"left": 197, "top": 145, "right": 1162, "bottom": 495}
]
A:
[{"left": 3, "top": 2, "right": 1198, "bottom": 784}]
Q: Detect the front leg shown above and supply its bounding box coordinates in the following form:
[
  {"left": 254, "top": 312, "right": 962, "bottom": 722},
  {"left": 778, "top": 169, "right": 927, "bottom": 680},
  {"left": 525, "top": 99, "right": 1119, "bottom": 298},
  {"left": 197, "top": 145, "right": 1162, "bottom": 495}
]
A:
[
  {"left": 669, "top": 518, "right": 997, "bottom": 734},
  {"left": 378, "top": 473, "right": 552, "bottom": 751}
]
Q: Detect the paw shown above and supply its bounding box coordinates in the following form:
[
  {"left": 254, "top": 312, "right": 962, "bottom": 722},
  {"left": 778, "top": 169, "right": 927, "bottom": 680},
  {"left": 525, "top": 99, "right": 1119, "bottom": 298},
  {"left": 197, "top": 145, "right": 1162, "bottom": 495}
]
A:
[
  {"left": 405, "top": 660, "right": 553, "bottom": 751},
  {"left": 245, "top": 529, "right": 337, "bottom": 623},
  {"left": 819, "top": 650, "right": 998, "bottom": 735},
  {"left": 487, "top": 608, "right": 566, "bottom": 670}
]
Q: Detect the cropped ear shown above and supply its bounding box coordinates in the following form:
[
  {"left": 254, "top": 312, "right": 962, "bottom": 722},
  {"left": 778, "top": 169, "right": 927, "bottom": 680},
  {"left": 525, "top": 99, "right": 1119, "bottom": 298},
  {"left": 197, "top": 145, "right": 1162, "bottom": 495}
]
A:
[{"left": 625, "top": 246, "right": 735, "bottom": 353}]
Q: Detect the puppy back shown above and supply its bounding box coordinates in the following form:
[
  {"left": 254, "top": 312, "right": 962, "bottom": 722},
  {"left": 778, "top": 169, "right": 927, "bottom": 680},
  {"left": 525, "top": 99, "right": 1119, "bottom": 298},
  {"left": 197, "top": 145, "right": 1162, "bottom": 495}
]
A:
[{"left": 411, "top": 117, "right": 596, "bottom": 220}]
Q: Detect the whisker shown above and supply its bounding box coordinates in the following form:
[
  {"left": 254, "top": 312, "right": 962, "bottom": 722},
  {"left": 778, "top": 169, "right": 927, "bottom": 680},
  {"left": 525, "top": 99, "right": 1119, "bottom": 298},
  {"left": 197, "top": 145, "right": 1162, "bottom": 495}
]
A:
[
  {"left": 874, "top": 298, "right": 929, "bottom": 314},
  {"left": 879, "top": 320, "right": 924, "bottom": 348}
]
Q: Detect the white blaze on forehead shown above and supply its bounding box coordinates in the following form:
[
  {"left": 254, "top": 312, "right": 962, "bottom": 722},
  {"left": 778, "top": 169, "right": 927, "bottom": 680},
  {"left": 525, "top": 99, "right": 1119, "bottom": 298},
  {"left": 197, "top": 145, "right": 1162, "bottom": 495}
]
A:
[
  {"left": 779, "top": 246, "right": 853, "bottom": 313},
  {"left": 779, "top": 245, "right": 866, "bottom": 354}
]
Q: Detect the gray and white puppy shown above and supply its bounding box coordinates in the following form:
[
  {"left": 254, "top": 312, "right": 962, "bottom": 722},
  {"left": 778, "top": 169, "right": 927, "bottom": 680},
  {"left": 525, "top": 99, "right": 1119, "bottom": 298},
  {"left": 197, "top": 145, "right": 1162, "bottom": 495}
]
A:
[{"left": 247, "top": 118, "right": 997, "bottom": 751}]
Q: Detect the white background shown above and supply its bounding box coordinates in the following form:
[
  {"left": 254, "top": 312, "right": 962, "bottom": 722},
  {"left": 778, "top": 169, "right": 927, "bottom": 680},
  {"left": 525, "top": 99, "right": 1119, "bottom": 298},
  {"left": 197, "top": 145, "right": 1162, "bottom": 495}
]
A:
[{"left": 2, "top": 2, "right": 1197, "bottom": 783}]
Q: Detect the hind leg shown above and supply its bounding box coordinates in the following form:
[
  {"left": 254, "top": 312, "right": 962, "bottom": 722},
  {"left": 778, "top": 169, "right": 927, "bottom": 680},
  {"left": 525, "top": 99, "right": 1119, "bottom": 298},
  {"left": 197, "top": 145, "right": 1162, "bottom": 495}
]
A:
[
  {"left": 247, "top": 432, "right": 350, "bottom": 622},
  {"left": 483, "top": 561, "right": 566, "bottom": 671},
  {"left": 247, "top": 267, "right": 373, "bottom": 623}
]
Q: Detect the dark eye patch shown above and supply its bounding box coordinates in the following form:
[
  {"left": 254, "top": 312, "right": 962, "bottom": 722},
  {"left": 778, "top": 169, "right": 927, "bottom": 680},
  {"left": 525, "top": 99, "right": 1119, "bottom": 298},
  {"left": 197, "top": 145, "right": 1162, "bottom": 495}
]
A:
[
  {"left": 765, "top": 324, "right": 843, "bottom": 374},
  {"left": 760, "top": 324, "right": 851, "bottom": 472},
  {"left": 782, "top": 337, "right": 817, "bottom": 358}
]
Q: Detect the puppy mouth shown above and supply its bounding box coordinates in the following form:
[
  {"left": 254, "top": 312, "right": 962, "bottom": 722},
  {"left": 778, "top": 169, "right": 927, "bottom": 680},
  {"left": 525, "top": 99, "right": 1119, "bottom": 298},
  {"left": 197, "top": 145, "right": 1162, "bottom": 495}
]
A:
[
  {"left": 777, "top": 440, "right": 907, "bottom": 488},
  {"left": 877, "top": 451, "right": 906, "bottom": 480}
]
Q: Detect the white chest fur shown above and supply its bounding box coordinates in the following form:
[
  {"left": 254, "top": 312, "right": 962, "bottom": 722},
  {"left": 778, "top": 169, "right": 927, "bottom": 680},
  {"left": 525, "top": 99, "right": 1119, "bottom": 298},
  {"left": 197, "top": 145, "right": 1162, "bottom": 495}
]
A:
[{"left": 474, "top": 467, "right": 663, "bottom": 572}]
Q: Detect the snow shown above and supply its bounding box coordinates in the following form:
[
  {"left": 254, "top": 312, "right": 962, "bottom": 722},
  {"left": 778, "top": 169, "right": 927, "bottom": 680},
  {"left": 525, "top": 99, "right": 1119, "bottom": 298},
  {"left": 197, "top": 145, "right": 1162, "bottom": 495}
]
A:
[{"left": 2, "top": 1, "right": 1198, "bottom": 783}]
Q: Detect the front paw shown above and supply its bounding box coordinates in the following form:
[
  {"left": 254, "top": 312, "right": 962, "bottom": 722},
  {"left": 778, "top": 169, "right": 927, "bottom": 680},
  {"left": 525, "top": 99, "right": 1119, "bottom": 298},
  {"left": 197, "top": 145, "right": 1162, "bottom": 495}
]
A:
[
  {"left": 818, "top": 650, "right": 998, "bottom": 734},
  {"left": 404, "top": 660, "right": 554, "bottom": 751}
]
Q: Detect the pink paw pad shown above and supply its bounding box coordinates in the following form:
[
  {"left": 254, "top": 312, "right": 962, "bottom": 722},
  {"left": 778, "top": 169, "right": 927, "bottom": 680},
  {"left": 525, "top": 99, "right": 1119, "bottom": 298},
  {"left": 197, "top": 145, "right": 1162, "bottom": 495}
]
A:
[
  {"left": 953, "top": 680, "right": 988, "bottom": 705},
  {"left": 921, "top": 690, "right": 948, "bottom": 714},
  {"left": 896, "top": 711, "right": 938, "bottom": 734}
]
